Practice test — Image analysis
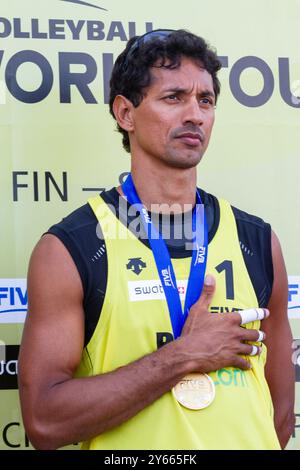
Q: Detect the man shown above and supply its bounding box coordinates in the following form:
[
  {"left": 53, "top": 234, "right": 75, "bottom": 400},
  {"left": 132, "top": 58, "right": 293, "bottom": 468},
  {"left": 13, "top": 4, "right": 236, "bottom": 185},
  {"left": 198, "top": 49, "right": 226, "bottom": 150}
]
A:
[{"left": 19, "top": 29, "right": 295, "bottom": 450}]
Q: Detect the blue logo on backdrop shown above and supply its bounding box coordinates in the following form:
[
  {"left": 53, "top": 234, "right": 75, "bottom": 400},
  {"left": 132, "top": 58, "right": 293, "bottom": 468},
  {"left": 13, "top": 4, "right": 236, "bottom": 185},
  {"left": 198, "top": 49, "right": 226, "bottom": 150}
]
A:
[
  {"left": 0, "top": 288, "right": 27, "bottom": 313},
  {"left": 0, "top": 280, "right": 27, "bottom": 323},
  {"left": 288, "top": 278, "right": 300, "bottom": 318},
  {"left": 289, "top": 282, "right": 300, "bottom": 310}
]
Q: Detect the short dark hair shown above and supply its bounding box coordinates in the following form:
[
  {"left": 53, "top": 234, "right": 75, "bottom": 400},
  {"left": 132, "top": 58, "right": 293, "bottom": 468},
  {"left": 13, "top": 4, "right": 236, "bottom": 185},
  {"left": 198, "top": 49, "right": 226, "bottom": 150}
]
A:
[{"left": 109, "top": 29, "right": 222, "bottom": 153}]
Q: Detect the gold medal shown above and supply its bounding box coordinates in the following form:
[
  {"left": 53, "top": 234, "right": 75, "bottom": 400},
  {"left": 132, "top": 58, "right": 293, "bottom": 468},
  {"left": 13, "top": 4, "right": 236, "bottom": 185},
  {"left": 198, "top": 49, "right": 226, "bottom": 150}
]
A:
[{"left": 172, "top": 373, "right": 215, "bottom": 410}]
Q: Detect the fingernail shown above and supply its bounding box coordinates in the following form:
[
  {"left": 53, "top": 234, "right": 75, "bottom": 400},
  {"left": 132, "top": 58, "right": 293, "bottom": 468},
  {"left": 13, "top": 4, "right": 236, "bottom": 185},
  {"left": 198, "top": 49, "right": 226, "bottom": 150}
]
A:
[
  {"left": 263, "top": 309, "right": 270, "bottom": 318},
  {"left": 204, "top": 274, "right": 215, "bottom": 286},
  {"left": 257, "top": 331, "right": 265, "bottom": 342}
]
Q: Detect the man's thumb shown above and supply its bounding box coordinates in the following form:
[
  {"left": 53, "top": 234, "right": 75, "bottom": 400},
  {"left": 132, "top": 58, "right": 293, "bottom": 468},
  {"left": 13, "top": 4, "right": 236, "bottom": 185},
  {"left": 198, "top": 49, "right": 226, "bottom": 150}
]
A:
[
  {"left": 197, "top": 274, "right": 216, "bottom": 309},
  {"left": 204, "top": 274, "right": 215, "bottom": 287}
]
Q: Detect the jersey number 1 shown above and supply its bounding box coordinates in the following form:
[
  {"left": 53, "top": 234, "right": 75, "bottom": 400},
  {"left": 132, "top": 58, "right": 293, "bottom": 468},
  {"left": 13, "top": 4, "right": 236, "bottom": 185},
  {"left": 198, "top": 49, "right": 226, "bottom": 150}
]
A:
[{"left": 215, "top": 260, "right": 234, "bottom": 300}]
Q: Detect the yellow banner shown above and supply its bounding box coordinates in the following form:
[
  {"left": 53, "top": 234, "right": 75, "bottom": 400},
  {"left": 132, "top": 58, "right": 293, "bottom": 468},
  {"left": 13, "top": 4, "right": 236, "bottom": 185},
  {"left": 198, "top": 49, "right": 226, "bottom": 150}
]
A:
[{"left": 0, "top": 0, "right": 299, "bottom": 449}]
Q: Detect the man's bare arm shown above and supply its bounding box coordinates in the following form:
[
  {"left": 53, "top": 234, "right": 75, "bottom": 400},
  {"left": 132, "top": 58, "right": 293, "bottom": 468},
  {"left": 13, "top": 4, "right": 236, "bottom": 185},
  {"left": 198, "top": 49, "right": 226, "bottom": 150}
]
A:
[
  {"left": 263, "top": 231, "right": 295, "bottom": 449},
  {"left": 19, "top": 234, "right": 263, "bottom": 450}
]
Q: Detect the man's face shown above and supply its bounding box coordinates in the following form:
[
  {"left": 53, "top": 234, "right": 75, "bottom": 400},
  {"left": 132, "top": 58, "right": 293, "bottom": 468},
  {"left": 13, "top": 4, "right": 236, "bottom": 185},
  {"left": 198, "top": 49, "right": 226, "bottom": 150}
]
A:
[{"left": 129, "top": 57, "right": 216, "bottom": 169}]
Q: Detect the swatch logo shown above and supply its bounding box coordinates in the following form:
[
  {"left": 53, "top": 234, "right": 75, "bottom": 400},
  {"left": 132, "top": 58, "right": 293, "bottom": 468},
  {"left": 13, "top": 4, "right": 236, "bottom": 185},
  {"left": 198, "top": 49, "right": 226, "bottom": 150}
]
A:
[
  {"left": 60, "top": 0, "right": 107, "bottom": 10},
  {"left": 128, "top": 280, "right": 187, "bottom": 302}
]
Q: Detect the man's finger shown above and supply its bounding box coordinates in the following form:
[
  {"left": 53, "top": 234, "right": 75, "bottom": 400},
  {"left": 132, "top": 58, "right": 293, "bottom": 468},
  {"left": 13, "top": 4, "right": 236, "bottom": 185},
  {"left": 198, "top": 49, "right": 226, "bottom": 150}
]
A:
[
  {"left": 196, "top": 274, "right": 216, "bottom": 310},
  {"left": 240, "top": 344, "right": 262, "bottom": 356},
  {"left": 239, "top": 308, "right": 269, "bottom": 325},
  {"left": 249, "top": 345, "right": 262, "bottom": 356},
  {"left": 242, "top": 329, "right": 266, "bottom": 343}
]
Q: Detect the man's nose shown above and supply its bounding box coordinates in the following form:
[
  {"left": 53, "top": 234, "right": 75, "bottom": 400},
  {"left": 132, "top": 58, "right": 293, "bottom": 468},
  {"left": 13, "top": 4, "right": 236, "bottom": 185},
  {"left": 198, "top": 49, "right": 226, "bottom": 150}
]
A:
[{"left": 182, "top": 98, "right": 204, "bottom": 126}]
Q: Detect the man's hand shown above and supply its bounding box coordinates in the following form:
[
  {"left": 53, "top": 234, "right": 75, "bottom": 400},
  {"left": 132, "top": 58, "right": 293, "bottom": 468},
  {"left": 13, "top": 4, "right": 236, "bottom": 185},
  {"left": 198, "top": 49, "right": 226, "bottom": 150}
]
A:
[{"left": 180, "top": 274, "right": 266, "bottom": 373}]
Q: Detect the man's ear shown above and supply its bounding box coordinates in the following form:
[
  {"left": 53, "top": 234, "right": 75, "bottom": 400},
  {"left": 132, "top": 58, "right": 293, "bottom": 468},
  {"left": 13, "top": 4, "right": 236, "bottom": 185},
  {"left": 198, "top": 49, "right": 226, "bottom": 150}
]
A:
[{"left": 112, "top": 95, "right": 134, "bottom": 132}]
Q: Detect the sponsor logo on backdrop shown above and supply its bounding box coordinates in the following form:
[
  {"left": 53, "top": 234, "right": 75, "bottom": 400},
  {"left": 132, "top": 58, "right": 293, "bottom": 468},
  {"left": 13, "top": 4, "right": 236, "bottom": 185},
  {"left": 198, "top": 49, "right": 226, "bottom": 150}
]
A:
[
  {"left": 0, "top": 279, "right": 27, "bottom": 323},
  {"left": 0, "top": 421, "right": 30, "bottom": 449},
  {"left": 0, "top": 345, "right": 19, "bottom": 390},
  {"left": 288, "top": 276, "right": 300, "bottom": 319},
  {"left": 11, "top": 170, "right": 128, "bottom": 202},
  {"left": 0, "top": 420, "right": 79, "bottom": 449},
  {"left": 0, "top": 8, "right": 153, "bottom": 105},
  {"left": 0, "top": 5, "right": 299, "bottom": 107}
]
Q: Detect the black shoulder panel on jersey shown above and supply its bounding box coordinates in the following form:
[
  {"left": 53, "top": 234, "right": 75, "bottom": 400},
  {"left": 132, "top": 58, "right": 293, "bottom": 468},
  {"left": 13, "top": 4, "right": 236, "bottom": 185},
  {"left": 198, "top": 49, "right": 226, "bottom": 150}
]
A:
[
  {"left": 46, "top": 203, "right": 107, "bottom": 346},
  {"left": 231, "top": 205, "right": 273, "bottom": 307}
]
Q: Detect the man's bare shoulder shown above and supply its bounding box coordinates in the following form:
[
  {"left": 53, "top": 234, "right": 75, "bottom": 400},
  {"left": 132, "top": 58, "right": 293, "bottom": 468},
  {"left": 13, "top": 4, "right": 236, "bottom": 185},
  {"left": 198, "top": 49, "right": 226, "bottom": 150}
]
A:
[{"left": 28, "top": 233, "right": 84, "bottom": 308}]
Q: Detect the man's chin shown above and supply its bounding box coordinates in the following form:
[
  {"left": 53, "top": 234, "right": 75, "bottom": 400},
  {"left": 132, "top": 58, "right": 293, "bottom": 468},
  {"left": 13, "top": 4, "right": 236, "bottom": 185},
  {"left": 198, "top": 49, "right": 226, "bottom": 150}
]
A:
[{"left": 163, "top": 152, "right": 204, "bottom": 169}]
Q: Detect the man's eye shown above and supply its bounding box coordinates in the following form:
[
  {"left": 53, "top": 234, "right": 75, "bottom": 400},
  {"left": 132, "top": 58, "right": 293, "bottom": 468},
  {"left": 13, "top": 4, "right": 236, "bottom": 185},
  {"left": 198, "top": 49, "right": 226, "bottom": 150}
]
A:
[
  {"left": 166, "top": 95, "right": 179, "bottom": 101},
  {"left": 200, "top": 98, "right": 214, "bottom": 107}
]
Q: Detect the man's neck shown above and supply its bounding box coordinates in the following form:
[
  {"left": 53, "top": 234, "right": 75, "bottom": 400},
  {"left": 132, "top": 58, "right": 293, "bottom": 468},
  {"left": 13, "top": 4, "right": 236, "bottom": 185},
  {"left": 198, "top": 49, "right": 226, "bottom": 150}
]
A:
[{"left": 118, "top": 159, "right": 197, "bottom": 214}]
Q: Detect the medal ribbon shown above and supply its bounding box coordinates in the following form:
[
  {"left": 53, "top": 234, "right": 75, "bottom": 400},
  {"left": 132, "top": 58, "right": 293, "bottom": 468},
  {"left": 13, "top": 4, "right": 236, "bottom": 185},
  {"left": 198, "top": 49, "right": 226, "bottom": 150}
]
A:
[{"left": 122, "top": 173, "right": 208, "bottom": 339}]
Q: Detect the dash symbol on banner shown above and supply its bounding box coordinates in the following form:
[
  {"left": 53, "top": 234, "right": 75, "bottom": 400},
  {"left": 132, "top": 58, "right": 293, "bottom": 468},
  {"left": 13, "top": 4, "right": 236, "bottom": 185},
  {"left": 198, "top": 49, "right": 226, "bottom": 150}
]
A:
[{"left": 82, "top": 187, "right": 106, "bottom": 192}]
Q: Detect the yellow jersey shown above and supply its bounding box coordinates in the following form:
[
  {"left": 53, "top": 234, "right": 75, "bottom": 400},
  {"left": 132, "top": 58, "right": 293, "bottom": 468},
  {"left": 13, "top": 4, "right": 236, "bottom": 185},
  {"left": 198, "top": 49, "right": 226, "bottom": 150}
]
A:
[{"left": 75, "top": 195, "right": 280, "bottom": 450}]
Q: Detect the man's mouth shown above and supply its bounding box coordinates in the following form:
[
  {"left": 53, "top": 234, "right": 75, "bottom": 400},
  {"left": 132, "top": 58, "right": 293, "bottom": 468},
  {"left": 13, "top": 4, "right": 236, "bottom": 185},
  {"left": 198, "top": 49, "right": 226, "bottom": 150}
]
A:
[{"left": 175, "top": 132, "right": 204, "bottom": 147}]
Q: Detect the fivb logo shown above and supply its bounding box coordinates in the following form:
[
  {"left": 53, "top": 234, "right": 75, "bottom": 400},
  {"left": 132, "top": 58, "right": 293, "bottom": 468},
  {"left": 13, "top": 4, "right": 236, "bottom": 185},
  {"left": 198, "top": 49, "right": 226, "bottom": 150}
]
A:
[
  {"left": 161, "top": 266, "right": 175, "bottom": 288},
  {"left": 195, "top": 245, "right": 206, "bottom": 265},
  {"left": 0, "top": 279, "right": 27, "bottom": 323},
  {"left": 141, "top": 208, "right": 151, "bottom": 224},
  {"left": 288, "top": 276, "right": 300, "bottom": 319}
]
